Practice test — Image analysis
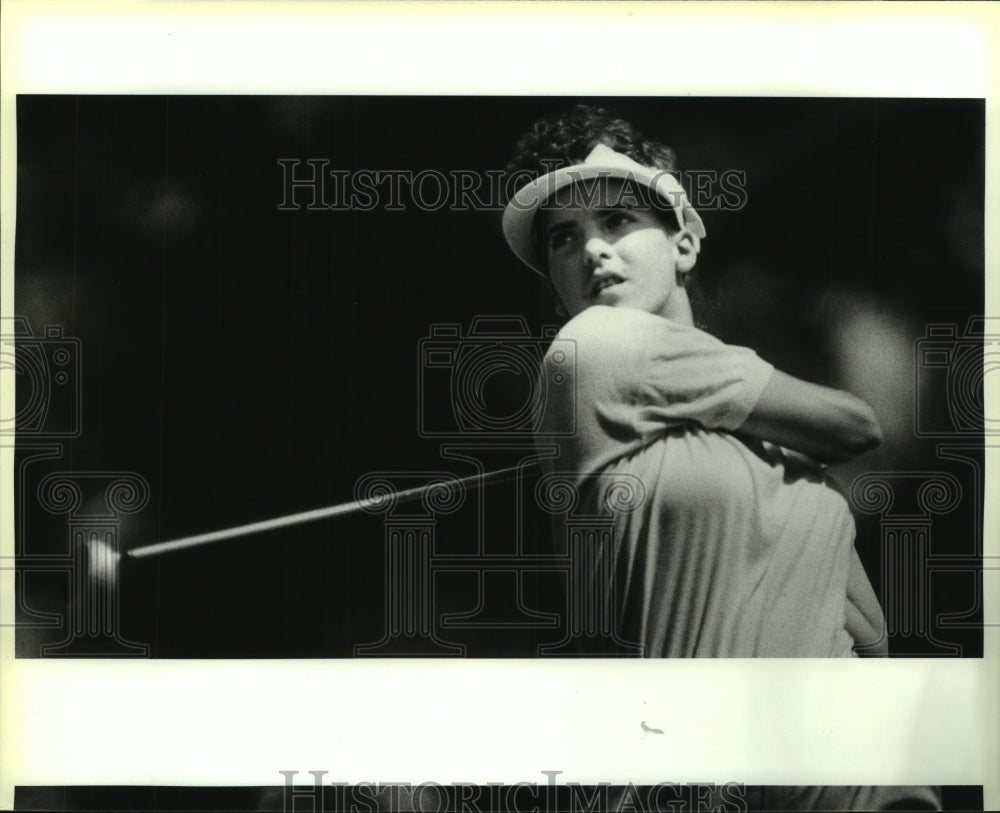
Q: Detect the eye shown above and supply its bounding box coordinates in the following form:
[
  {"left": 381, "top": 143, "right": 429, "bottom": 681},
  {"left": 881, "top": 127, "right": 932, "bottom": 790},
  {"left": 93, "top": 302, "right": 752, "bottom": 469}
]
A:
[
  {"left": 547, "top": 229, "right": 575, "bottom": 252},
  {"left": 604, "top": 210, "right": 636, "bottom": 229}
]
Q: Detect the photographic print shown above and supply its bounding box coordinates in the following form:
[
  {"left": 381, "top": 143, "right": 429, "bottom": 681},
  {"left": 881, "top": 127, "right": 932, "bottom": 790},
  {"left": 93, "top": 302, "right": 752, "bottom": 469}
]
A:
[
  {"left": 8, "top": 94, "right": 987, "bottom": 662},
  {"left": 1, "top": 3, "right": 996, "bottom": 812}
]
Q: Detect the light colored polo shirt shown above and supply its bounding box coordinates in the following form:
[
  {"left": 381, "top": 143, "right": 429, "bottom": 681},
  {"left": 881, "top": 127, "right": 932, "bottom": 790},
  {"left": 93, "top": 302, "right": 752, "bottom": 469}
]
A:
[{"left": 539, "top": 305, "right": 880, "bottom": 657}]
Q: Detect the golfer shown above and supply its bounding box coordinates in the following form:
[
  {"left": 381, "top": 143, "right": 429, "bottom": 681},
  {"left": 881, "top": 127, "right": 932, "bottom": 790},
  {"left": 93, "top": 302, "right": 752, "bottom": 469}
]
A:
[
  {"left": 501, "top": 105, "right": 943, "bottom": 812},
  {"left": 503, "top": 106, "right": 889, "bottom": 659}
]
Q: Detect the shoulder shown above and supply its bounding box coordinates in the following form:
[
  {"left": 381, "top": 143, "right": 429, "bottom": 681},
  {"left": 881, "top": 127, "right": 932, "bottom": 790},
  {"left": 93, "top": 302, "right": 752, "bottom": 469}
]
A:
[
  {"left": 546, "top": 306, "right": 719, "bottom": 368},
  {"left": 554, "top": 306, "right": 684, "bottom": 354},
  {"left": 545, "top": 307, "right": 648, "bottom": 375},
  {"left": 556, "top": 306, "right": 674, "bottom": 342}
]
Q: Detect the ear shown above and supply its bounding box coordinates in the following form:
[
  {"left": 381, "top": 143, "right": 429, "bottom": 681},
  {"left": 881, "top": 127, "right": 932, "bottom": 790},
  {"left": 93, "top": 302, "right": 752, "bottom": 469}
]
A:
[{"left": 672, "top": 228, "right": 699, "bottom": 276}]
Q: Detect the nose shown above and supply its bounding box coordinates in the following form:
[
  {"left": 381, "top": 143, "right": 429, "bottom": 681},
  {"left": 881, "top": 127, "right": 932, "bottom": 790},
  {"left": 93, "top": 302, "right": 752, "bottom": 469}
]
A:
[{"left": 583, "top": 236, "right": 614, "bottom": 268}]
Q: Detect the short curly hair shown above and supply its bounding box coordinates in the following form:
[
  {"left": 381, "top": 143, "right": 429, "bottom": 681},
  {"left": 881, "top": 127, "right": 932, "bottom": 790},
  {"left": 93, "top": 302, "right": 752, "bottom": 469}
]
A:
[
  {"left": 505, "top": 104, "right": 685, "bottom": 273},
  {"left": 505, "top": 104, "right": 679, "bottom": 182},
  {"left": 506, "top": 104, "right": 714, "bottom": 329}
]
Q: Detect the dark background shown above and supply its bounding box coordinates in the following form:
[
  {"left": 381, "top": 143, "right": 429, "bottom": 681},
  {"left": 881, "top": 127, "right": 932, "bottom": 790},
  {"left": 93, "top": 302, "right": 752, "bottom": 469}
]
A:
[
  {"left": 11, "top": 784, "right": 987, "bottom": 813},
  {"left": 12, "top": 96, "right": 985, "bottom": 657}
]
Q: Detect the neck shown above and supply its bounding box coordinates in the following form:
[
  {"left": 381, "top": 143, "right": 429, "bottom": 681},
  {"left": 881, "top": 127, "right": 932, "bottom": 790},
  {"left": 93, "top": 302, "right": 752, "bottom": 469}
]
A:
[{"left": 658, "top": 288, "right": 694, "bottom": 326}]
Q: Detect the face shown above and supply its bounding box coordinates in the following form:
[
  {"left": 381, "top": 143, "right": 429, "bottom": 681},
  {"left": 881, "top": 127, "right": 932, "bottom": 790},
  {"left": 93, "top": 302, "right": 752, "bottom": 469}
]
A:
[{"left": 541, "top": 177, "right": 695, "bottom": 323}]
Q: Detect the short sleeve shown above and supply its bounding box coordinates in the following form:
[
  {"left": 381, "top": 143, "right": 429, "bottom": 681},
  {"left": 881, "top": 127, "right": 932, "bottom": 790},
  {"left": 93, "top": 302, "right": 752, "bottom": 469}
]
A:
[{"left": 555, "top": 306, "right": 774, "bottom": 435}]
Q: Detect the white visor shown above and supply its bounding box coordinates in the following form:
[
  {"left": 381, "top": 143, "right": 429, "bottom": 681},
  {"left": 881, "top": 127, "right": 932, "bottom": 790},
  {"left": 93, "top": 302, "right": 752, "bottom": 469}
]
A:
[{"left": 501, "top": 143, "right": 706, "bottom": 277}]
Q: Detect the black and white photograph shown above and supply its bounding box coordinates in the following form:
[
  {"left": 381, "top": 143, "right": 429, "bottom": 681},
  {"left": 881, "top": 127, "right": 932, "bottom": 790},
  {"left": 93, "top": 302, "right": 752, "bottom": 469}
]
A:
[
  {"left": 1, "top": 3, "right": 997, "bottom": 812},
  {"left": 7, "top": 93, "right": 989, "bottom": 662}
]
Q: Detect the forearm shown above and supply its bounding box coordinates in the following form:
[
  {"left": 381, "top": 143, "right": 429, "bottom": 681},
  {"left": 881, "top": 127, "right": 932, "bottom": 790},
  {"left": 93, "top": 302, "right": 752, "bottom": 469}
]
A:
[{"left": 736, "top": 370, "right": 883, "bottom": 464}]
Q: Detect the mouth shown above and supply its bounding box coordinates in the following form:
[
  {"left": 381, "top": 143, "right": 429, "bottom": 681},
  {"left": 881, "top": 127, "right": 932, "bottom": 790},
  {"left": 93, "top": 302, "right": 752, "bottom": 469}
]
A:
[{"left": 591, "top": 273, "right": 625, "bottom": 298}]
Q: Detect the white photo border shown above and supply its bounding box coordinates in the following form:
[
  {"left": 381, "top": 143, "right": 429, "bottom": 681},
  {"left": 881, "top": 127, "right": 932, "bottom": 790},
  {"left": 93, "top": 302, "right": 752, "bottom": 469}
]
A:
[{"left": 1, "top": 1, "right": 997, "bottom": 809}]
